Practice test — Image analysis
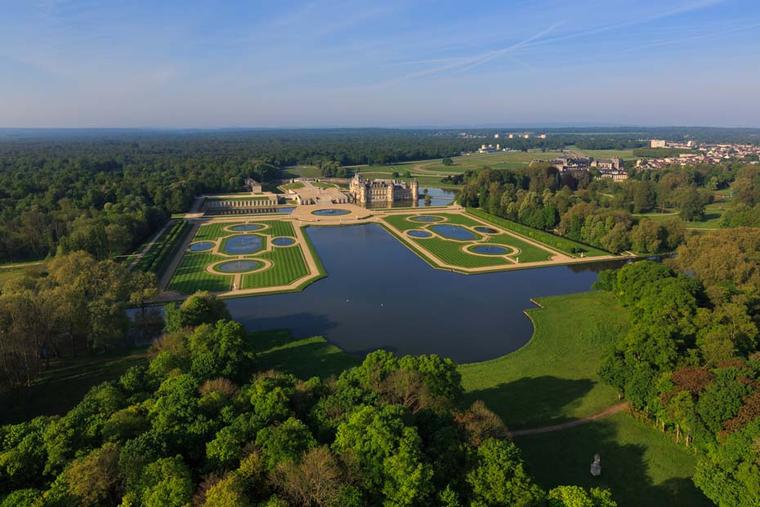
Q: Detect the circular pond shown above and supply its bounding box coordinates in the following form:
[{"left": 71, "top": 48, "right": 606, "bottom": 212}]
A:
[
  {"left": 407, "top": 229, "right": 433, "bottom": 239},
  {"left": 409, "top": 215, "right": 444, "bottom": 223},
  {"left": 188, "top": 241, "right": 214, "bottom": 252},
  {"left": 474, "top": 226, "right": 498, "bottom": 234},
  {"left": 272, "top": 237, "right": 296, "bottom": 246},
  {"left": 430, "top": 224, "right": 479, "bottom": 241},
  {"left": 215, "top": 260, "right": 263, "bottom": 273},
  {"left": 470, "top": 244, "right": 511, "bottom": 256},
  {"left": 312, "top": 208, "right": 351, "bottom": 216},
  {"left": 229, "top": 223, "right": 266, "bottom": 232},
  {"left": 222, "top": 235, "right": 264, "bottom": 255}
]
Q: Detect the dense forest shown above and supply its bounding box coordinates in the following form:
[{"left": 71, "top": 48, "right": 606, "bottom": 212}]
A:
[
  {"left": 594, "top": 229, "right": 760, "bottom": 506},
  {"left": 0, "top": 292, "right": 617, "bottom": 507}
]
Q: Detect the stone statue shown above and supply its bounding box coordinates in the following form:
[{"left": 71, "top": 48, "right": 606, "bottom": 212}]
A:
[{"left": 590, "top": 453, "right": 601, "bottom": 477}]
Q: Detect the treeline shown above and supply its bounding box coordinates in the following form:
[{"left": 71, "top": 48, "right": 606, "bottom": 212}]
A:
[
  {"left": 0, "top": 252, "right": 157, "bottom": 393},
  {"left": 0, "top": 292, "right": 617, "bottom": 507},
  {"left": 594, "top": 228, "right": 760, "bottom": 506},
  {"left": 458, "top": 167, "right": 685, "bottom": 254}
]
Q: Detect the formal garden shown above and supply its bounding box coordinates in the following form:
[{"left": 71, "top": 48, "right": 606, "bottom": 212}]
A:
[
  {"left": 380, "top": 212, "right": 560, "bottom": 270},
  {"left": 168, "top": 220, "right": 320, "bottom": 294}
]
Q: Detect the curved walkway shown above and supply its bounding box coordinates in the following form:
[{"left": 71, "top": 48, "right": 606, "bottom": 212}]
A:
[{"left": 510, "top": 402, "right": 629, "bottom": 437}]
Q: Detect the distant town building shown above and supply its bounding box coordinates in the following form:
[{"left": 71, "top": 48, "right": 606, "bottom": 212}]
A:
[
  {"left": 494, "top": 133, "right": 500, "bottom": 139},
  {"left": 350, "top": 174, "right": 418, "bottom": 204},
  {"left": 538, "top": 133, "right": 547, "bottom": 139},
  {"left": 591, "top": 158, "right": 623, "bottom": 170},
  {"left": 650, "top": 139, "right": 667, "bottom": 148}
]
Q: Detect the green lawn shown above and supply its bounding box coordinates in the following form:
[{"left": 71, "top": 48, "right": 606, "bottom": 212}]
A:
[
  {"left": 686, "top": 201, "right": 728, "bottom": 229},
  {"left": 459, "top": 291, "right": 629, "bottom": 429},
  {"left": 251, "top": 330, "right": 359, "bottom": 379},
  {"left": 467, "top": 208, "right": 610, "bottom": 257},
  {"left": 0, "top": 349, "right": 147, "bottom": 425},
  {"left": 487, "top": 233, "right": 554, "bottom": 263},
  {"left": 417, "top": 237, "right": 509, "bottom": 268},
  {"left": 169, "top": 251, "right": 232, "bottom": 293},
  {"left": 241, "top": 244, "right": 311, "bottom": 289},
  {"left": 194, "top": 222, "right": 237, "bottom": 241},
  {"left": 517, "top": 412, "right": 711, "bottom": 507}
]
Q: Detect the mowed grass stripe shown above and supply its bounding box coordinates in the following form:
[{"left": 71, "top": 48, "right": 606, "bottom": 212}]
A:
[
  {"left": 169, "top": 252, "right": 231, "bottom": 293},
  {"left": 416, "top": 237, "right": 508, "bottom": 268},
  {"left": 488, "top": 234, "right": 554, "bottom": 262},
  {"left": 241, "top": 245, "right": 309, "bottom": 288}
]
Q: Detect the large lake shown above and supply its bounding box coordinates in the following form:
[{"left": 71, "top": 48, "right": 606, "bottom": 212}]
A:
[{"left": 227, "top": 223, "right": 624, "bottom": 363}]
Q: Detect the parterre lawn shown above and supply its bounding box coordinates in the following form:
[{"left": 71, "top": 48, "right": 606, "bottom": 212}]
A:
[
  {"left": 169, "top": 251, "right": 232, "bottom": 293},
  {"left": 241, "top": 244, "right": 310, "bottom": 289},
  {"left": 417, "top": 237, "right": 510, "bottom": 268}
]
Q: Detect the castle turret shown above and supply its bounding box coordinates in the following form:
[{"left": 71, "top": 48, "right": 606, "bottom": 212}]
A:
[{"left": 410, "top": 179, "right": 419, "bottom": 200}]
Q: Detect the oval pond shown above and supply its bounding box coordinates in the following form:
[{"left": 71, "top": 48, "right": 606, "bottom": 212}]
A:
[
  {"left": 272, "top": 237, "right": 296, "bottom": 246},
  {"left": 429, "top": 224, "right": 479, "bottom": 241},
  {"left": 222, "top": 235, "right": 264, "bottom": 255},
  {"left": 189, "top": 241, "right": 214, "bottom": 252},
  {"left": 216, "top": 260, "right": 263, "bottom": 273}
]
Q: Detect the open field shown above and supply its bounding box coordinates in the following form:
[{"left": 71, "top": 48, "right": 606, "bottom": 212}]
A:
[
  {"left": 380, "top": 212, "right": 556, "bottom": 269},
  {"left": 0, "top": 349, "right": 148, "bottom": 425},
  {"left": 167, "top": 219, "right": 317, "bottom": 295},
  {"left": 687, "top": 201, "right": 729, "bottom": 229},
  {"left": 467, "top": 208, "right": 611, "bottom": 257},
  {"left": 459, "top": 291, "right": 628, "bottom": 428},
  {"left": 517, "top": 412, "right": 711, "bottom": 507}
]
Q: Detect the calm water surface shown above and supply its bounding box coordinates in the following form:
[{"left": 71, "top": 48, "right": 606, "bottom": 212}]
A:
[{"left": 227, "top": 224, "right": 624, "bottom": 362}]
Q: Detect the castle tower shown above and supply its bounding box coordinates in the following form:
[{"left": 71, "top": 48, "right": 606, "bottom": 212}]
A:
[{"left": 410, "top": 179, "right": 419, "bottom": 200}]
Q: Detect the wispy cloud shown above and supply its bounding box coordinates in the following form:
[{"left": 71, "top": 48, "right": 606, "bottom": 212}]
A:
[{"left": 376, "top": 21, "right": 564, "bottom": 86}]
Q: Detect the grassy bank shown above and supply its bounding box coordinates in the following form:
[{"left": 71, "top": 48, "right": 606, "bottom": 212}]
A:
[{"left": 459, "top": 291, "right": 628, "bottom": 428}]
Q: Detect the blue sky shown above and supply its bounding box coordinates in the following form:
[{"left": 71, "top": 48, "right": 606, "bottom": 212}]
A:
[{"left": 1, "top": 0, "right": 759, "bottom": 128}]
